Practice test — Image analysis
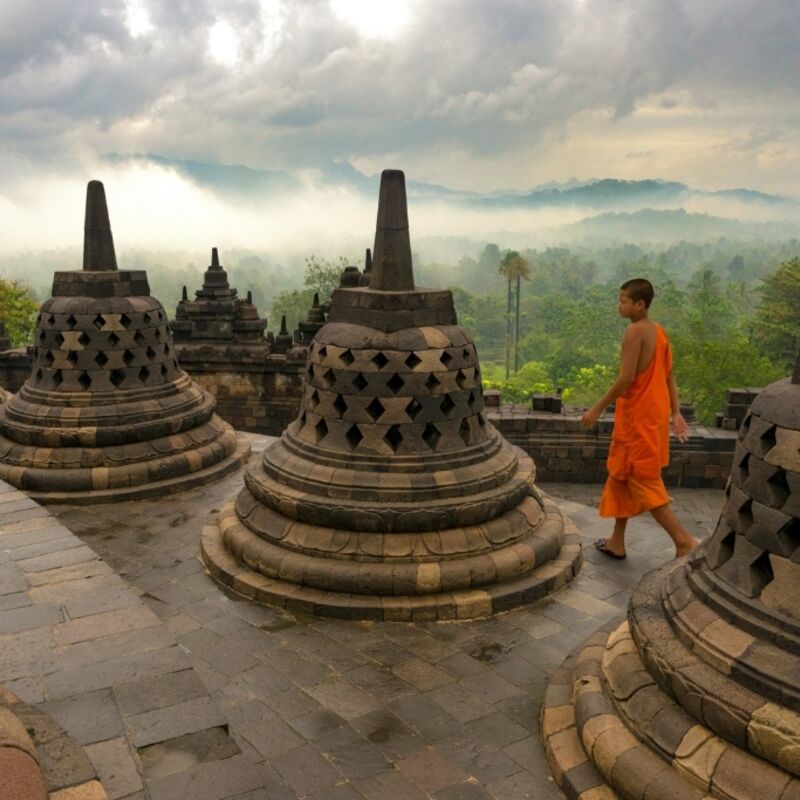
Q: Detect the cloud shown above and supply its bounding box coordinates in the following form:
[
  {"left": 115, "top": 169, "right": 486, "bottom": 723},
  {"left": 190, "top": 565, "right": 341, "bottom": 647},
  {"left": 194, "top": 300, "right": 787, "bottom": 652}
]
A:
[{"left": 0, "top": 0, "right": 797, "bottom": 194}]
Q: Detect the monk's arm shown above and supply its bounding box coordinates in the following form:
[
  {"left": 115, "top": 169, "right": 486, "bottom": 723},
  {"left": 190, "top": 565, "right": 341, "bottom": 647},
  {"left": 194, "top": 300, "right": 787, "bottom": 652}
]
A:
[
  {"left": 667, "top": 369, "right": 690, "bottom": 442},
  {"left": 581, "top": 327, "right": 641, "bottom": 427}
]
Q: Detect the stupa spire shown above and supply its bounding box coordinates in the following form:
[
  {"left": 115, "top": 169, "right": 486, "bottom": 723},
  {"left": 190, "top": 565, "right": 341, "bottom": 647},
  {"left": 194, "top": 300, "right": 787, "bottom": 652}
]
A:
[
  {"left": 82, "top": 180, "right": 118, "bottom": 271},
  {"left": 210, "top": 247, "right": 221, "bottom": 270},
  {"left": 369, "top": 170, "right": 414, "bottom": 291}
]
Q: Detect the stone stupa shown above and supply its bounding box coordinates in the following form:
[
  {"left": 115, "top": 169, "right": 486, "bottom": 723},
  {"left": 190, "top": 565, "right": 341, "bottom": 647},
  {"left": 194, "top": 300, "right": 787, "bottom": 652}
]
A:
[
  {"left": 172, "top": 247, "right": 266, "bottom": 345},
  {"left": 201, "top": 169, "right": 581, "bottom": 620},
  {"left": 543, "top": 350, "right": 800, "bottom": 797},
  {"left": 0, "top": 180, "right": 250, "bottom": 503}
]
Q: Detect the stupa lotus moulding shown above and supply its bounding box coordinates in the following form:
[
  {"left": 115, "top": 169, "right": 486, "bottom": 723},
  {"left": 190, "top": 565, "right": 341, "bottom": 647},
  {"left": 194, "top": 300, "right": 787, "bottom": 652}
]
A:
[
  {"left": 201, "top": 170, "right": 583, "bottom": 620},
  {"left": 0, "top": 181, "right": 250, "bottom": 503},
  {"left": 543, "top": 347, "right": 800, "bottom": 798}
]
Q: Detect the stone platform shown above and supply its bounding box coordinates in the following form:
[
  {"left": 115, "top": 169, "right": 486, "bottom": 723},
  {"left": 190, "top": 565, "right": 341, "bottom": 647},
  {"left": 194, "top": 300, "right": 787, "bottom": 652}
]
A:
[{"left": 0, "top": 433, "right": 725, "bottom": 799}]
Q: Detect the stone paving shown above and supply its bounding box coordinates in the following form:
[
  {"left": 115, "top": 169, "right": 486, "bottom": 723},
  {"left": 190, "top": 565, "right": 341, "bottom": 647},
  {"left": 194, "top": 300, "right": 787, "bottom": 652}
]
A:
[{"left": 1, "top": 434, "right": 725, "bottom": 800}]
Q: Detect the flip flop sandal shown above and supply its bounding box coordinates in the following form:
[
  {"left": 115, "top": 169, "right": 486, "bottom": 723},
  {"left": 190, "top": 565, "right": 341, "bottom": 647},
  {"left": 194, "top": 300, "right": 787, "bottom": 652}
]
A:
[{"left": 594, "top": 539, "right": 626, "bottom": 560}]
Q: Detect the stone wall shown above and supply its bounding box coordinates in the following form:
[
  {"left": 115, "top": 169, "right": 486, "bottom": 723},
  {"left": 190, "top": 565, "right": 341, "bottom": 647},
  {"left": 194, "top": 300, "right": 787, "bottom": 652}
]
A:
[
  {"left": 487, "top": 404, "right": 735, "bottom": 488},
  {"left": 0, "top": 346, "right": 738, "bottom": 485}
]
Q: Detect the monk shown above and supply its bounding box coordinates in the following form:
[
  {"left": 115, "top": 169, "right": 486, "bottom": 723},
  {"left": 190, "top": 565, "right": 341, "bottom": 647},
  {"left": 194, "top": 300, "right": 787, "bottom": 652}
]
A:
[{"left": 581, "top": 278, "right": 699, "bottom": 560}]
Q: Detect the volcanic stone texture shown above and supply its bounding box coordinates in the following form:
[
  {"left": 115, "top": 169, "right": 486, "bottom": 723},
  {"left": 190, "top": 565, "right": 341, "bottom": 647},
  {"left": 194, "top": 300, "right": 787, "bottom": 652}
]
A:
[
  {"left": 543, "top": 363, "right": 800, "bottom": 799},
  {"left": 0, "top": 181, "right": 249, "bottom": 503},
  {"left": 201, "top": 169, "right": 581, "bottom": 619}
]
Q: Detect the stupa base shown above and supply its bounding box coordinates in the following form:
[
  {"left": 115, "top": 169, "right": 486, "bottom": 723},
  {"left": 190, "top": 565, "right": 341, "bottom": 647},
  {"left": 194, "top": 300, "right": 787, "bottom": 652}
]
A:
[
  {"left": 23, "top": 433, "right": 251, "bottom": 505},
  {"left": 541, "top": 561, "right": 800, "bottom": 800},
  {"left": 200, "top": 493, "right": 582, "bottom": 621}
]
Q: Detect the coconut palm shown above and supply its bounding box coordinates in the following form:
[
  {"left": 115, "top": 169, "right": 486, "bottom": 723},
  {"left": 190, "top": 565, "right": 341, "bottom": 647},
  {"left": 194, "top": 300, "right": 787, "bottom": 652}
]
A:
[{"left": 498, "top": 250, "right": 530, "bottom": 377}]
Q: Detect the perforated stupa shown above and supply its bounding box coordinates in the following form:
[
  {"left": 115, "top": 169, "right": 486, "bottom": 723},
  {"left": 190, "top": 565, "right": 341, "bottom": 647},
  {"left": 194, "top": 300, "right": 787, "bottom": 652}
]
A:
[
  {"left": 0, "top": 181, "right": 250, "bottom": 502},
  {"left": 201, "top": 169, "right": 582, "bottom": 620}
]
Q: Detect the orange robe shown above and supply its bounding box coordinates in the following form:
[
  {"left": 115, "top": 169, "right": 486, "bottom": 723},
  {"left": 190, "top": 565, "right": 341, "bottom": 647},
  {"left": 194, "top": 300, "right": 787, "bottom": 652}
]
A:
[{"left": 599, "top": 324, "right": 672, "bottom": 518}]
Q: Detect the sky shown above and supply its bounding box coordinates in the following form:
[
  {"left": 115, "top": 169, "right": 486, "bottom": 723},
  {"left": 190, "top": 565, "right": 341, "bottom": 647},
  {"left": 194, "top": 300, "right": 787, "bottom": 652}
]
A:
[{"left": 0, "top": 0, "right": 798, "bottom": 251}]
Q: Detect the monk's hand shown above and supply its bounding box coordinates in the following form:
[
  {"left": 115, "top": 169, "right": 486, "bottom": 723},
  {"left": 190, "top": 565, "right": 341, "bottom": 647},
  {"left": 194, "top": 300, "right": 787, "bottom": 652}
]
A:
[
  {"left": 581, "top": 407, "right": 601, "bottom": 429},
  {"left": 672, "top": 413, "right": 689, "bottom": 443}
]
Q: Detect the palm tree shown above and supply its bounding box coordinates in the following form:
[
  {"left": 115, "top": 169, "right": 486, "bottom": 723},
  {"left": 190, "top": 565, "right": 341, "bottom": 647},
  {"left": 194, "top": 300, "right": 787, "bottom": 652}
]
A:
[{"left": 499, "top": 250, "right": 530, "bottom": 377}]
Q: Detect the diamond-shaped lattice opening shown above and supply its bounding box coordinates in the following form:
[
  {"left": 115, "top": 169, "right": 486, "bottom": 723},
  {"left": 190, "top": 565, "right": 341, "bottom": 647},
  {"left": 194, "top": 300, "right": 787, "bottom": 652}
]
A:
[
  {"left": 740, "top": 412, "right": 752, "bottom": 438},
  {"left": 318, "top": 345, "right": 328, "bottom": 359},
  {"left": 345, "top": 424, "right": 363, "bottom": 451},
  {"left": 77, "top": 372, "right": 91, "bottom": 390},
  {"left": 425, "top": 373, "right": 441, "bottom": 392},
  {"left": 146, "top": 346, "right": 157, "bottom": 361},
  {"left": 440, "top": 350, "right": 453, "bottom": 367},
  {"left": 110, "top": 369, "right": 125, "bottom": 388},
  {"left": 52, "top": 369, "right": 62, "bottom": 387},
  {"left": 468, "top": 390, "right": 477, "bottom": 409},
  {"left": 35, "top": 368, "right": 43, "bottom": 381},
  {"left": 760, "top": 425, "right": 777, "bottom": 457},
  {"left": 314, "top": 418, "right": 329, "bottom": 443},
  {"left": 308, "top": 389, "right": 320, "bottom": 410},
  {"left": 154, "top": 328, "right": 162, "bottom": 341},
  {"left": 333, "top": 394, "right": 348, "bottom": 416},
  {"left": 366, "top": 397, "right": 385, "bottom": 421},
  {"left": 161, "top": 364, "right": 169, "bottom": 378},
  {"left": 123, "top": 350, "right": 135, "bottom": 366},
  {"left": 321, "top": 368, "right": 335, "bottom": 390},
  {"left": 456, "top": 369, "right": 468, "bottom": 389},
  {"left": 156, "top": 310, "right": 163, "bottom": 321},
  {"left": 405, "top": 398, "right": 422, "bottom": 421},
  {"left": 387, "top": 373, "right": 405, "bottom": 395},
  {"left": 373, "top": 352, "right": 390, "bottom": 369},
  {"left": 749, "top": 550, "right": 774, "bottom": 597},
  {"left": 120, "top": 314, "right": 132, "bottom": 328},
  {"left": 78, "top": 331, "right": 90, "bottom": 347},
  {"left": 139, "top": 366, "right": 150, "bottom": 383},
  {"left": 474, "top": 365, "right": 481, "bottom": 379},
  {"left": 422, "top": 423, "right": 441, "bottom": 450},
  {"left": 779, "top": 518, "right": 800, "bottom": 557},
  {"left": 307, "top": 362, "right": 314, "bottom": 378},
  {"left": 463, "top": 347, "right": 471, "bottom": 359},
  {"left": 706, "top": 526, "right": 736, "bottom": 569},
  {"left": 440, "top": 394, "right": 456, "bottom": 417},
  {"left": 298, "top": 411, "right": 307, "bottom": 426},
  {"left": 172, "top": 359, "right": 179, "bottom": 369},
  {"left": 405, "top": 352, "right": 422, "bottom": 370},
  {"left": 164, "top": 343, "right": 170, "bottom": 356},
  {"left": 767, "top": 468, "right": 791, "bottom": 508},
  {"left": 737, "top": 497, "right": 754, "bottom": 534},
  {"left": 142, "top": 313, "right": 151, "bottom": 325},
  {"left": 737, "top": 451, "right": 750, "bottom": 481},
  {"left": 54, "top": 332, "right": 64, "bottom": 346},
  {"left": 38, "top": 330, "right": 46, "bottom": 342},
  {"left": 478, "top": 412, "right": 487, "bottom": 428},
  {"left": 47, "top": 314, "right": 55, "bottom": 325},
  {"left": 352, "top": 373, "right": 368, "bottom": 392},
  {"left": 134, "top": 331, "right": 146, "bottom": 346},
  {"left": 92, "top": 314, "right": 105, "bottom": 329},
  {"left": 67, "top": 350, "right": 78, "bottom": 365},
  {"left": 42, "top": 350, "right": 54, "bottom": 366},
  {"left": 66, "top": 314, "right": 77, "bottom": 329},
  {"left": 108, "top": 332, "right": 120, "bottom": 346},
  {"left": 384, "top": 425, "right": 403, "bottom": 452},
  {"left": 94, "top": 351, "right": 108, "bottom": 367},
  {"left": 459, "top": 419, "right": 472, "bottom": 446},
  {"left": 340, "top": 349, "right": 355, "bottom": 366}
]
